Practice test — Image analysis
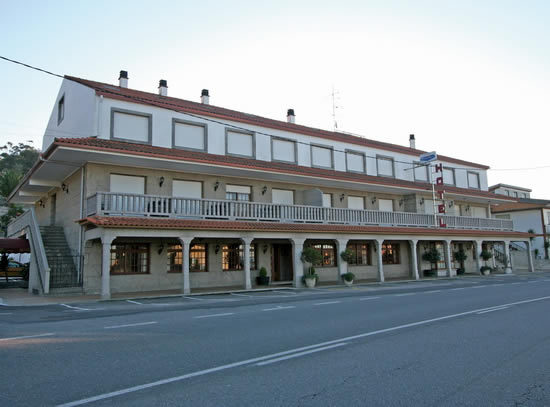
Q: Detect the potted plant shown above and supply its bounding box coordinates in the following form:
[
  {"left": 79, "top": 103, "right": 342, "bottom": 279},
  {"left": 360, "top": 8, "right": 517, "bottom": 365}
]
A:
[
  {"left": 480, "top": 249, "right": 493, "bottom": 275},
  {"left": 544, "top": 240, "right": 549, "bottom": 259},
  {"left": 480, "top": 265, "right": 492, "bottom": 276},
  {"left": 340, "top": 249, "right": 354, "bottom": 264},
  {"left": 342, "top": 271, "right": 355, "bottom": 287},
  {"left": 454, "top": 249, "right": 467, "bottom": 275},
  {"left": 255, "top": 267, "right": 269, "bottom": 286},
  {"left": 301, "top": 247, "right": 322, "bottom": 288}
]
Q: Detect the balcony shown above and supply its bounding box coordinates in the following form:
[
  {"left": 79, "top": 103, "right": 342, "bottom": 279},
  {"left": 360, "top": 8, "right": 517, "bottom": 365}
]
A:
[{"left": 86, "top": 192, "right": 514, "bottom": 231}]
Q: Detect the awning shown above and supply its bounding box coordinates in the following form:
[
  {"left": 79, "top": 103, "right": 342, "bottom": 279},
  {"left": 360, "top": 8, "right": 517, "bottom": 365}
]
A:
[{"left": 0, "top": 238, "right": 31, "bottom": 253}]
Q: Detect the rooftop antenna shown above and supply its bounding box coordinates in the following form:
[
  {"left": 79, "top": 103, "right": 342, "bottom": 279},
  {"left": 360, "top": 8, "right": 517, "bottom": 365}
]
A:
[{"left": 331, "top": 85, "right": 340, "bottom": 131}]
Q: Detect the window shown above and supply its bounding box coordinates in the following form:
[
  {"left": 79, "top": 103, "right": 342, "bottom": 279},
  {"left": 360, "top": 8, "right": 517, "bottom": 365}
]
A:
[
  {"left": 110, "top": 174, "right": 145, "bottom": 194},
  {"left": 226, "top": 185, "right": 251, "bottom": 201},
  {"left": 172, "top": 119, "right": 207, "bottom": 151},
  {"left": 173, "top": 180, "right": 202, "bottom": 199},
  {"left": 376, "top": 156, "right": 394, "bottom": 177},
  {"left": 167, "top": 243, "right": 208, "bottom": 272},
  {"left": 472, "top": 206, "right": 487, "bottom": 218},
  {"left": 311, "top": 145, "right": 333, "bottom": 168},
  {"left": 522, "top": 193, "right": 528, "bottom": 198},
  {"left": 346, "top": 151, "right": 365, "bottom": 173},
  {"left": 346, "top": 243, "right": 371, "bottom": 266},
  {"left": 322, "top": 193, "right": 332, "bottom": 208},
  {"left": 467, "top": 172, "right": 480, "bottom": 189},
  {"left": 513, "top": 191, "right": 519, "bottom": 198},
  {"left": 348, "top": 196, "right": 365, "bottom": 210},
  {"left": 382, "top": 243, "right": 400, "bottom": 265},
  {"left": 272, "top": 137, "right": 296, "bottom": 163},
  {"left": 272, "top": 189, "right": 294, "bottom": 205},
  {"left": 378, "top": 199, "right": 394, "bottom": 212},
  {"left": 111, "top": 109, "right": 152, "bottom": 144},
  {"left": 413, "top": 162, "right": 429, "bottom": 182},
  {"left": 505, "top": 190, "right": 510, "bottom": 196},
  {"left": 222, "top": 244, "right": 257, "bottom": 271},
  {"left": 309, "top": 243, "right": 336, "bottom": 267},
  {"left": 226, "top": 130, "right": 254, "bottom": 157},
  {"left": 442, "top": 168, "right": 455, "bottom": 185},
  {"left": 57, "top": 95, "right": 65, "bottom": 125},
  {"left": 110, "top": 243, "right": 149, "bottom": 274}
]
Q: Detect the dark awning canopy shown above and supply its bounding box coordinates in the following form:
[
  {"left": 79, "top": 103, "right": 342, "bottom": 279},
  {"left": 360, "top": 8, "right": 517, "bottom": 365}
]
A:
[{"left": 0, "top": 238, "right": 30, "bottom": 253}]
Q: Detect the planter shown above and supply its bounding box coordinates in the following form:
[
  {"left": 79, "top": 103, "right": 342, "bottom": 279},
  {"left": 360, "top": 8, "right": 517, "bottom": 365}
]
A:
[
  {"left": 482, "top": 270, "right": 491, "bottom": 276},
  {"left": 304, "top": 277, "right": 317, "bottom": 288},
  {"left": 255, "top": 276, "right": 270, "bottom": 286},
  {"left": 343, "top": 279, "right": 353, "bottom": 287}
]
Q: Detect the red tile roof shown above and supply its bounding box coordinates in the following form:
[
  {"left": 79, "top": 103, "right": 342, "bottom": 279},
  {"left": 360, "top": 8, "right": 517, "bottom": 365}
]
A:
[
  {"left": 52, "top": 137, "right": 512, "bottom": 201},
  {"left": 80, "top": 216, "right": 528, "bottom": 238},
  {"left": 491, "top": 202, "right": 550, "bottom": 213},
  {"left": 65, "top": 75, "right": 489, "bottom": 170}
]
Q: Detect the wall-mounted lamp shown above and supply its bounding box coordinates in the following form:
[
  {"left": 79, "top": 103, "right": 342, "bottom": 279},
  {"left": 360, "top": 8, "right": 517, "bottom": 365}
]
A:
[
  {"left": 371, "top": 197, "right": 377, "bottom": 205},
  {"left": 419, "top": 198, "right": 425, "bottom": 205},
  {"left": 38, "top": 199, "right": 45, "bottom": 208},
  {"left": 448, "top": 200, "right": 454, "bottom": 208},
  {"left": 215, "top": 244, "right": 220, "bottom": 254},
  {"left": 262, "top": 244, "right": 268, "bottom": 254},
  {"left": 399, "top": 199, "right": 404, "bottom": 207},
  {"left": 465, "top": 205, "right": 471, "bottom": 212},
  {"left": 339, "top": 193, "right": 345, "bottom": 202},
  {"left": 61, "top": 183, "right": 69, "bottom": 194},
  {"left": 261, "top": 186, "right": 267, "bottom": 195},
  {"left": 213, "top": 181, "right": 220, "bottom": 191},
  {"left": 159, "top": 176, "right": 165, "bottom": 188}
]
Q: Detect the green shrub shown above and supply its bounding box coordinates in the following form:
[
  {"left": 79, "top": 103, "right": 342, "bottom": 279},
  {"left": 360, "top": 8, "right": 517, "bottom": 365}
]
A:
[
  {"left": 259, "top": 267, "right": 267, "bottom": 277},
  {"left": 342, "top": 271, "right": 355, "bottom": 282},
  {"left": 422, "top": 248, "right": 441, "bottom": 263},
  {"left": 453, "top": 250, "right": 468, "bottom": 263},
  {"left": 340, "top": 249, "right": 354, "bottom": 263},
  {"left": 480, "top": 250, "right": 493, "bottom": 261}
]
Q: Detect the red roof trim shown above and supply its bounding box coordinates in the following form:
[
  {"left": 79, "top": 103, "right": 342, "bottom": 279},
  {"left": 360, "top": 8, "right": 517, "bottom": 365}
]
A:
[{"left": 65, "top": 75, "right": 489, "bottom": 170}]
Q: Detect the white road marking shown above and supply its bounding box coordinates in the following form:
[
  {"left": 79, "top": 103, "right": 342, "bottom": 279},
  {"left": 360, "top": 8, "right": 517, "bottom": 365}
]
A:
[
  {"left": 527, "top": 281, "right": 538, "bottom": 284},
  {"left": 510, "top": 282, "right": 521, "bottom": 285},
  {"left": 471, "top": 285, "right": 488, "bottom": 289},
  {"left": 424, "top": 290, "right": 442, "bottom": 293},
  {"left": 313, "top": 301, "right": 340, "bottom": 306},
  {"left": 359, "top": 296, "right": 380, "bottom": 301},
  {"left": 476, "top": 306, "right": 511, "bottom": 314},
  {"left": 193, "top": 313, "right": 234, "bottom": 319},
  {"left": 395, "top": 293, "right": 415, "bottom": 297},
  {"left": 60, "top": 304, "right": 93, "bottom": 311},
  {"left": 256, "top": 343, "right": 348, "bottom": 366},
  {"left": 0, "top": 333, "right": 54, "bottom": 341},
  {"left": 230, "top": 293, "right": 252, "bottom": 297},
  {"left": 0, "top": 312, "right": 13, "bottom": 315},
  {"left": 57, "top": 294, "right": 550, "bottom": 407},
  {"left": 182, "top": 296, "right": 205, "bottom": 301},
  {"left": 126, "top": 300, "right": 143, "bottom": 305},
  {"left": 262, "top": 306, "right": 296, "bottom": 312},
  {"left": 104, "top": 322, "right": 157, "bottom": 329},
  {"left": 450, "top": 287, "right": 467, "bottom": 291}
]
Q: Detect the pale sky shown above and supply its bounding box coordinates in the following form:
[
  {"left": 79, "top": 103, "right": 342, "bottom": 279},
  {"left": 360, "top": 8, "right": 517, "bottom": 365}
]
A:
[{"left": 1, "top": 0, "right": 549, "bottom": 197}]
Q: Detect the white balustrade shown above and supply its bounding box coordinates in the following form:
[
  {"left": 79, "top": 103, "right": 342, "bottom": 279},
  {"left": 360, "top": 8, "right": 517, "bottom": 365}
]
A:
[{"left": 85, "top": 192, "right": 514, "bottom": 231}]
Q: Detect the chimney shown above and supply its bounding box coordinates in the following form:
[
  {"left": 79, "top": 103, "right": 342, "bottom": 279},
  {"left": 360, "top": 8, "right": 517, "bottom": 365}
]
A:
[
  {"left": 119, "top": 70, "right": 128, "bottom": 88},
  {"left": 287, "top": 109, "right": 295, "bottom": 124},
  {"left": 158, "top": 79, "right": 168, "bottom": 96},
  {"left": 201, "top": 89, "right": 210, "bottom": 105},
  {"left": 409, "top": 134, "right": 416, "bottom": 149}
]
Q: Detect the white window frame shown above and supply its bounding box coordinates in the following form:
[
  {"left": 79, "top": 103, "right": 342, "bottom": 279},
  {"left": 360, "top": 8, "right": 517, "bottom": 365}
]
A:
[
  {"left": 348, "top": 196, "right": 365, "bottom": 210},
  {"left": 376, "top": 155, "right": 395, "bottom": 178},
  {"left": 467, "top": 171, "right": 480, "bottom": 189},
  {"left": 322, "top": 193, "right": 332, "bottom": 208},
  {"left": 172, "top": 119, "right": 207, "bottom": 152},
  {"left": 172, "top": 180, "right": 203, "bottom": 199},
  {"left": 109, "top": 174, "right": 146, "bottom": 194},
  {"left": 272, "top": 189, "right": 294, "bottom": 205}
]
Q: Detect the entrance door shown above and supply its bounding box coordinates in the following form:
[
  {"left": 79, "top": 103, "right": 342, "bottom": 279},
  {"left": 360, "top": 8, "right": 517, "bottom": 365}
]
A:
[
  {"left": 50, "top": 194, "right": 57, "bottom": 226},
  {"left": 272, "top": 244, "right": 293, "bottom": 282}
]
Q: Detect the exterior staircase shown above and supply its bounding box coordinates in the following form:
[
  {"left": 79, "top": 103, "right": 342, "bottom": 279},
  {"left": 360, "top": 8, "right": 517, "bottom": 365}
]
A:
[{"left": 39, "top": 226, "right": 82, "bottom": 290}]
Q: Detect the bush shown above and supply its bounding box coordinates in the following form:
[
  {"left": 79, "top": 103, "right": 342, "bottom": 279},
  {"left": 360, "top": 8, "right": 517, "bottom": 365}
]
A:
[
  {"left": 454, "top": 250, "right": 468, "bottom": 263},
  {"left": 304, "top": 266, "right": 318, "bottom": 279},
  {"left": 480, "top": 250, "right": 493, "bottom": 261},
  {"left": 422, "top": 248, "right": 441, "bottom": 263},
  {"left": 342, "top": 271, "right": 355, "bottom": 282},
  {"left": 259, "top": 267, "right": 267, "bottom": 277},
  {"left": 340, "top": 249, "right": 354, "bottom": 263},
  {"left": 301, "top": 247, "right": 323, "bottom": 267}
]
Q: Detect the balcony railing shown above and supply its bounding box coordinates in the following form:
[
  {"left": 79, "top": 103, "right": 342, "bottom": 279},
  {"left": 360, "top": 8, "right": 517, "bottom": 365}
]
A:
[{"left": 86, "top": 192, "right": 514, "bottom": 231}]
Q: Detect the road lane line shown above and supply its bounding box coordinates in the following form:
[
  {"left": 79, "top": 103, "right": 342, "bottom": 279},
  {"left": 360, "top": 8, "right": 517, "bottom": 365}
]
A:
[
  {"left": 477, "top": 306, "right": 511, "bottom": 314},
  {"left": 182, "top": 296, "right": 206, "bottom": 301},
  {"left": 359, "top": 296, "right": 380, "bottom": 301},
  {"left": 193, "top": 313, "right": 234, "bottom": 319},
  {"left": 262, "top": 306, "right": 296, "bottom": 312},
  {"left": 0, "top": 333, "right": 54, "bottom": 341},
  {"left": 471, "top": 285, "right": 488, "bottom": 289},
  {"left": 450, "top": 287, "right": 467, "bottom": 291},
  {"left": 0, "top": 312, "right": 13, "bottom": 315},
  {"left": 60, "top": 304, "right": 93, "bottom": 311},
  {"left": 313, "top": 301, "right": 340, "bottom": 306},
  {"left": 104, "top": 322, "right": 157, "bottom": 329},
  {"left": 395, "top": 293, "right": 415, "bottom": 297},
  {"left": 230, "top": 293, "right": 253, "bottom": 297},
  {"left": 424, "top": 290, "right": 442, "bottom": 293},
  {"left": 57, "top": 294, "right": 550, "bottom": 407},
  {"left": 256, "top": 343, "right": 348, "bottom": 366},
  {"left": 126, "top": 300, "right": 143, "bottom": 305}
]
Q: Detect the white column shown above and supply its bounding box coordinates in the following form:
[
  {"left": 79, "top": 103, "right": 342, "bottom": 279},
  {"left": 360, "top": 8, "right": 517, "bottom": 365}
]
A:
[
  {"left": 444, "top": 240, "right": 455, "bottom": 277},
  {"left": 504, "top": 241, "right": 512, "bottom": 274},
  {"left": 375, "top": 239, "right": 385, "bottom": 283},
  {"left": 291, "top": 238, "right": 305, "bottom": 288},
  {"left": 409, "top": 240, "right": 419, "bottom": 280},
  {"left": 242, "top": 237, "right": 253, "bottom": 290},
  {"left": 336, "top": 238, "right": 349, "bottom": 283},
  {"left": 178, "top": 237, "right": 193, "bottom": 294},
  {"left": 475, "top": 240, "right": 483, "bottom": 275},
  {"left": 526, "top": 240, "right": 535, "bottom": 273},
  {"left": 101, "top": 234, "right": 115, "bottom": 300}
]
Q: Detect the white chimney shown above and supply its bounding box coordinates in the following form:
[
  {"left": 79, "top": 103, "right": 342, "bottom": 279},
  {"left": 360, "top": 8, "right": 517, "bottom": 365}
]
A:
[
  {"left": 287, "top": 109, "right": 295, "bottom": 124},
  {"left": 158, "top": 79, "right": 168, "bottom": 96},
  {"left": 409, "top": 134, "right": 416, "bottom": 149},
  {"left": 118, "top": 70, "right": 128, "bottom": 88},
  {"left": 201, "top": 89, "right": 210, "bottom": 105}
]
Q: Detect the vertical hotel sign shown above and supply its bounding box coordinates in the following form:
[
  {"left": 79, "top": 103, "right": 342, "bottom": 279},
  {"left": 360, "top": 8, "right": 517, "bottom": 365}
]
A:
[{"left": 419, "top": 152, "right": 446, "bottom": 228}]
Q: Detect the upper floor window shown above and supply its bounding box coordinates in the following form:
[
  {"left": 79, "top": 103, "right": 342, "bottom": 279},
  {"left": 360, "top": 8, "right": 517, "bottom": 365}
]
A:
[
  {"left": 413, "top": 162, "right": 429, "bottom": 182},
  {"left": 172, "top": 119, "right": 207, "bottom": 152},
  {"left": 311, "top": 144, "right": 333, "bottom": 169},
  {"left": 226, "top": 185, "right": 251, "bottom": 201},
  {"left": 348, "top": 196, "right": 365, "bottom": 210},
  {"left": 226, "top": 129, "right": 254, "bottom": 158},
  {"left": 513, "top": 191, "right": 519, "bottom": 198},
  {"left": 345, "top": 150, "right": 365, "bottom": 173},
  {"left": 110, "top": 174, "right": 145, "bottom": 194},
  {"left": 111, "top": 108, "right": 152, "bottom": 144},
  {"left": 57, "top": 95, "right": 65, "bottom": 125},
  {"left": 272, "top": 189, "right": 294, "bottom": 205},
  {"left": 378, "top": 199, "right": 394, "bottom": 212},
  {"left": 467, "top": 172, "right": 480, "bottom": 189},
  {"left": 322, "top": 193, "right": 332, "bottom": 208},
  {"left": 376, "top": 156, "right": 394, "bottom": 177},
  {"left": 272, "top": 137, "right": 296, "bottom": 163},
  {"left": 173, "top": 180, "right": 202, "bottom": 199},
  {"left": 442, "top": 167, "right": 455, "bottom": 185}
]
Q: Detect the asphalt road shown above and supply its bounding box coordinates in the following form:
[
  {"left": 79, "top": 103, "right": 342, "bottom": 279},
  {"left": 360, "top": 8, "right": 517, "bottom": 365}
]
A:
[{"left": 1, "top": 273, "right": 549, "bottom": 406}]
